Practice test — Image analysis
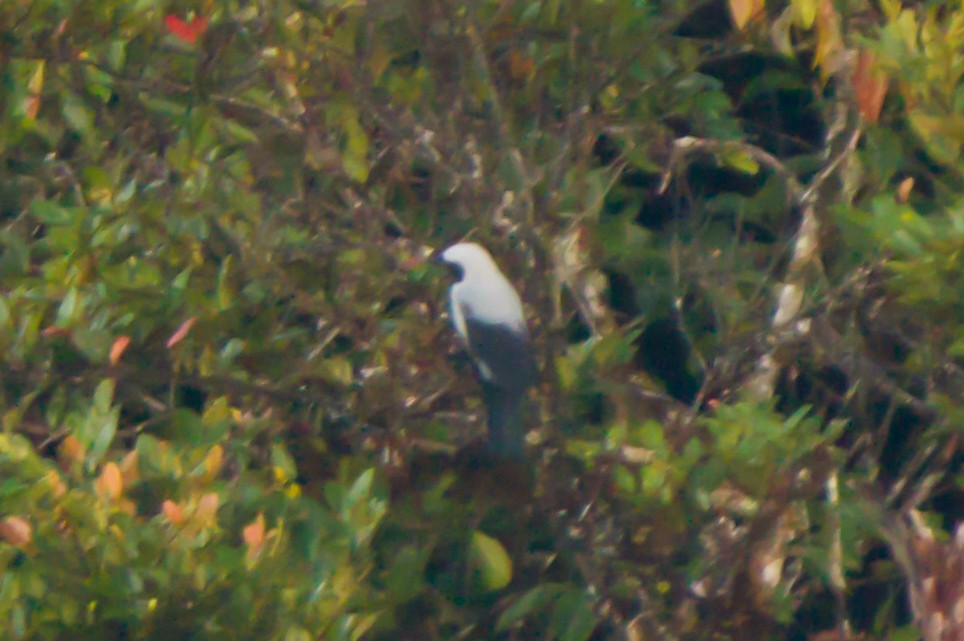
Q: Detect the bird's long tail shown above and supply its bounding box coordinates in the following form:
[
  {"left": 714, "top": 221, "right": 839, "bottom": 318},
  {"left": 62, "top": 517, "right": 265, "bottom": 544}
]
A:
[{"left": 482, "top": 383, "right": 525, "bottom": 459}]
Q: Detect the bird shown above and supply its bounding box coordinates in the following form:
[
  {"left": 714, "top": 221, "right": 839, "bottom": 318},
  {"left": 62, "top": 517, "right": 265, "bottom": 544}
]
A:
[{"left": 437, "top": 242, "right": 538, "bottom": 458}]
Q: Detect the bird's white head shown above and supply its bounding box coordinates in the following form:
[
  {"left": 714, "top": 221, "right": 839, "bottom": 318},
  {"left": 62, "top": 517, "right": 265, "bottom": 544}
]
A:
[{"left": 438, "top": 242, "right": 500, "bottom": 281}]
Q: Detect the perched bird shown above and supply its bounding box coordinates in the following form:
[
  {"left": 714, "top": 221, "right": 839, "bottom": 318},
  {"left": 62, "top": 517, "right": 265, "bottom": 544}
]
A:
[{"left": 438, "top": 242, "right": 538, "bottom": 458}]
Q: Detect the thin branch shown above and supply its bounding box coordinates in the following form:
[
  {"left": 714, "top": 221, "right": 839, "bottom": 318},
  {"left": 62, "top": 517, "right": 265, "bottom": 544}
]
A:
[
  {"left": 658, "top": 136, "right": 804, "bottom": 199},
  {"left": 800, "top": 125, "right": 863, "bottom": 205},
  {"left": 825, "top": 471, "right": 853, "bottom": 641}
]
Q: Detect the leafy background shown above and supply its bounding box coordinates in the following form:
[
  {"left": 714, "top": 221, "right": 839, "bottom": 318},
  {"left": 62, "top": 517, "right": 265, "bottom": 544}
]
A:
[{"left": 1, "top": 0, "right": 962, "bottom": 639}]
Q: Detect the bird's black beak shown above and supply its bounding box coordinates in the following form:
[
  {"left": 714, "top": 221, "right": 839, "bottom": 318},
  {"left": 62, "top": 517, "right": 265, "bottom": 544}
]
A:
[{"left": 431, "top": 250, "right": 464, "bottom": 281}]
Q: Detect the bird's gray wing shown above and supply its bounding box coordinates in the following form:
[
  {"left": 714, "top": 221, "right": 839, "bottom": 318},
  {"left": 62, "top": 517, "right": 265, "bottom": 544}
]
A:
[{"left": 462, "top": 316, "right": 538, "bottom": 391}]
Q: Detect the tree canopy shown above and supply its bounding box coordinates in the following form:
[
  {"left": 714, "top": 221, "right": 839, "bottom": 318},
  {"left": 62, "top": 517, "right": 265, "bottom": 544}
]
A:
[{"left": 1, "top": 0, "right": 962, "bottom": 639}]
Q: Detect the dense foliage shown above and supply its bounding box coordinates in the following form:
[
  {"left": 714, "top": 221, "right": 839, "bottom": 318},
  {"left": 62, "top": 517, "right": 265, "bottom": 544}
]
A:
[{"left": 1, "top": 0, "right": 962, "bottom": 639}]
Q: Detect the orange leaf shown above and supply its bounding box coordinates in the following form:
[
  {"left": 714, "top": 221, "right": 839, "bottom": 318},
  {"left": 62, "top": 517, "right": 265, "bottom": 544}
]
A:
[
  {"left": 166, "top": 316, "right": 197, "bottom": 348},
  {"left": 896, "top": 177, "right": 914, "bottom": 203},
  {"left": 0, "top": 517, "right": 32, "bottom": 548},
  {"left": 729, "top": 0, "right": 765, "bottom": 30},
  {"left": 164, "top": 15, "right": 209, "bottom": 44},
  {"left": 852, "top": 49, "right": 888, "bottom": 124},
  {"left": 109, "top": 335, "right": 131, "bottom": 366},
  {"left": 243, "top": 513, "right": 266, "bottom": 560},
  {"left": 162, "top": 499, "right": 185, "bottom": 525},
  {"left": 96, "top": 462, "right": 123, "bottom": 501},
  {"left": 24, "top": 94, "right": 41, "bottom": 120},
  {"left": 58, "top": 435, "right": 85, "bottom": 466}
]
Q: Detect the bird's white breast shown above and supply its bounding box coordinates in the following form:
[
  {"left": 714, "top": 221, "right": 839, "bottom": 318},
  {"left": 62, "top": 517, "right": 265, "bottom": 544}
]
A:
[{"left": 452, "top": 275, "right": 527, "bottom": 333}]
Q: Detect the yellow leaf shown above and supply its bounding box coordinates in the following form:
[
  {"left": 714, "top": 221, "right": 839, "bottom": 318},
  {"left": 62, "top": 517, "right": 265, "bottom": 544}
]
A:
[
  {"left": 791, "top": 0, "right": 817, "bottom": 29},
  {"left": 722, "top": 148, "right": 760, "bottom": 175},
  {"left": 320, "top": 357, "right": 354, "bottom": 386},
  {"left": 202, "top": 396, "right": 233, "bottom": 425},
  {"left": 813, "top": 0, "right": 843, "bottom": 80},
  {"left": 908, "top": 111, "right": 962, "bottom": 165},
  {"left": 202, "top": 444, "right": 223, "bottom": 481}
]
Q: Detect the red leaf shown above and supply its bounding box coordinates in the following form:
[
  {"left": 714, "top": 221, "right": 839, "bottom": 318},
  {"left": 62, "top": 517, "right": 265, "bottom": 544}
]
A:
[
  {"left": 853, "top": 49, "right": 888, "bottom": 124},
  {"left": 0, "top": 517, "right": 32, "bottom": 548},
  {"left": 167, "top": 317, "right": 197, "bottom": 348},
  {"left": 164, "top": 15, "right": 209, "bottom": 44}
]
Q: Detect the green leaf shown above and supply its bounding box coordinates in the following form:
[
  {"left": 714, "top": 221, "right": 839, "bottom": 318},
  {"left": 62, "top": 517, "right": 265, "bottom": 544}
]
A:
[
  {"left": 55, "top": 287, "right": 82, "bottom": 327},
  {"left": 271, "top": 444, "right": 298, "bottom": 482},
  {"left": 216, "top": 254, "right": 235, "bottom": 310},
  {"left": 550, "top": 590, "right": 597, "bottom": 641},
  {"left": 497, "top": 584, "right": 561, "bottom": 631},
  {"left": 637, "top": 419, "right": 666, "bottom": 451},
  {"left": 470, "top": 530, "right": 513, "bottom": 591},
  {"left": 93, "top": 377, "right": 115, "bottom": 413},
  {"left": 950, "top": 335, "right": 964, "bottom": 358},
  {"left": 0, "top": 295, "right": 11, "bottom": 330},
  {"left": 63, "top": 95, "right": 93, "bottom": 135},
  {"left": 79, "top": 378, "right": 119, "bottom": 466},
  {"left": 30, "top": 200, "right": 76, "bottom": 226},
  {"left": 346, "top": 467, "right": 375, "bottom": 507},
  {"left": 10, "top": 602, "right": 26, "bottom": 639},
  {"left": 223, "top": 119, "right": 260, "bottom": 144},
  {"left": 890, "top": 626, "right": 923, "bottom": 641},
  {"left": 106, "top": 40, "right": 127, "bottom": 71},
  {"left": 383, "top": 546, "right": 428, "bottom": 602}
]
